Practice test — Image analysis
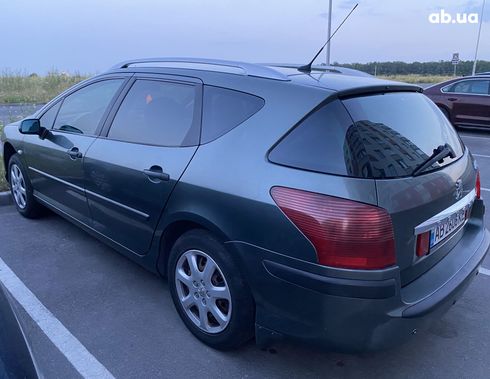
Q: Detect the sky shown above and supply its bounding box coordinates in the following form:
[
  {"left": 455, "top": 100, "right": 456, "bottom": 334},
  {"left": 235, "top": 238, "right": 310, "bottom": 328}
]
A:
[{"left": 0, "top": 0, "right": 488, "bottom": 74}]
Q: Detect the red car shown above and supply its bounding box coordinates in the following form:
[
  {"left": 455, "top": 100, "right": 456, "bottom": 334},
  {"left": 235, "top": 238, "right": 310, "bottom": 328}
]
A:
[{"left": 424, "top": 75, "right": 490, "bottom": 129}]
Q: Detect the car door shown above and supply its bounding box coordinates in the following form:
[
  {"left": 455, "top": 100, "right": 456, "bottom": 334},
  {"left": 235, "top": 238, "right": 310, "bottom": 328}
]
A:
[
  {"left": 447, "top": 79, "right": 490, "bottom": 127},
  {"left": 83, "top": 75, "right": 202, "bottom": 255},
  {"left": 22, "top": 77, "right": 128, "bottom": 224}
]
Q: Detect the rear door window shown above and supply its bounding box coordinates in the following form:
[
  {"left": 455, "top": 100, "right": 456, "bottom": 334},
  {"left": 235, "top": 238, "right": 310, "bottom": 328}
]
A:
[
  {"left": 107, "top": 79, "right": 200, "bottom": 147},
  {"left": 201, "top": 86, "right": 264, "bottom": 143},
  {"left": 446, "top": 79, "right": 490, "bottom": 95},
  {"left": 269, "top": 92, "right": 464, "bottom": 179}
]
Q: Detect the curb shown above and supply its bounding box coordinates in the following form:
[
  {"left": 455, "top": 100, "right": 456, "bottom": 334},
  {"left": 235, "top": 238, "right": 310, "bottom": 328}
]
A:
[{"left": 0, "top": 191, "right": 12, "bottom": 206}]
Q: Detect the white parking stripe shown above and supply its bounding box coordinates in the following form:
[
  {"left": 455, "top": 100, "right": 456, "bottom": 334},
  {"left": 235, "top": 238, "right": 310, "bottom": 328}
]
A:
[
  {"left": 482, "top": 188, "right": 490, "bottom": 192},
  {"left": 0, "top": 257, "right": 115, "bottom": 379},
  {"left": 479, "top": 267, "right": 490, "bottom": 276},
  {"left": 473, "top": 154, "right": 490, "bottom": 159}
]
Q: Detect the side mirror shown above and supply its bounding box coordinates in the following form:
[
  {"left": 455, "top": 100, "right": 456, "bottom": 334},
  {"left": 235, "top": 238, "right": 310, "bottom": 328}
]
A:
[
  {"left": 19, "top": 119, "right": 48, "bottom": 139},
  {"left": 20, "top": 119, "right": 41, "bottom": 134}
]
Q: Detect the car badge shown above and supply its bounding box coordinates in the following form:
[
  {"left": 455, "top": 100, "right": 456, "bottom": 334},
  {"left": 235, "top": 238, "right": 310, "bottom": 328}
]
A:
[{"left": 455, "top": 179, "right": 463, "bottom": 201}]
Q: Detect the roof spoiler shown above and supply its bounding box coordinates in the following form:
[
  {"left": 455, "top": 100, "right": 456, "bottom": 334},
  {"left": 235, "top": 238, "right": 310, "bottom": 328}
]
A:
[{"left": 336, "top": 84, "right": 423, "bottom": 99}]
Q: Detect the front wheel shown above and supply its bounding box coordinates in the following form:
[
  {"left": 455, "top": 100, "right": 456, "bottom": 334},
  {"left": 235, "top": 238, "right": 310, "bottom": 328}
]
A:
[
  {"left": 168, "top": 229, "right": 255, "bottom": 350},
  {"left": 8, "top": 154, "right": 43, "bottom": 218}
]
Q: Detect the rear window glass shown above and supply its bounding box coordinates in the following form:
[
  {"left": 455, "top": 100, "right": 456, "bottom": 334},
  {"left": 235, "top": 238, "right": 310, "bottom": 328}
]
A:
[
  {"left": 269, "top": 100, "right": 353, "bottom": 175},
  {"left": 201, "top": 86, "right": 264, "bottom": 143},
  {"left": 269, "top": 93, "right": 464, "bottom": 179}
]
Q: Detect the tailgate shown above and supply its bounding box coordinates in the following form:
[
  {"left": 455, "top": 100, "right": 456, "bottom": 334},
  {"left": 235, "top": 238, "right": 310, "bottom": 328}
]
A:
[
  {"left": 340, "top": 91, "right": 478, "bottom": 283},
  {"left": 376, "top": 149, "right": 477, "bottom": 285}
]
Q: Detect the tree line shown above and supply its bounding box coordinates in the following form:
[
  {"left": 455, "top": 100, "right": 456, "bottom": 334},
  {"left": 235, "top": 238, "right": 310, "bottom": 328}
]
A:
[{"left": 334, "top": 60, "right": 490, "bottom": 76}]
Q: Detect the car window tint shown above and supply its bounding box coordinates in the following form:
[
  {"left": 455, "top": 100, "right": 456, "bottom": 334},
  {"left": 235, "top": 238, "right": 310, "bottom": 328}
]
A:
[
  {"left": 270, "top": 93, "right": 464, "bottom": 179},
  {"left": 468, "top": 80, "right": 490, "bottom": 94},
  {"left": 39, "top": 101, "right": 61, "bottom": 129},
  {"left": 201, "top": 86, "right": 264, "bottom": 143},
  {"left": 108, "top": 80, "right": 199, "bottom": 147},
  {"left": 342, "top": 92, "right": 463, "bottom": 178},
  {"left": 451, "top": 80, "right": 490, "bottom": 95},
  {"left": 53, "top": 79, "right": 124, "bottom": 135},
  {"left": 269, "top": 100, "right": 353, "bottom": 176}
]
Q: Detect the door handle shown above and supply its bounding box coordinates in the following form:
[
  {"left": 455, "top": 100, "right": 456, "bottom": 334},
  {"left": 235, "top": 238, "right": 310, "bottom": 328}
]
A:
[
  {"left": 67, "top": 147, "right": 83, "bottom": 160},
  {"left": 448, "top": 97, "right": 458, "bottom": 102},
  {"left": 143, "top": 166, "right": 170, "bottom": 182}
]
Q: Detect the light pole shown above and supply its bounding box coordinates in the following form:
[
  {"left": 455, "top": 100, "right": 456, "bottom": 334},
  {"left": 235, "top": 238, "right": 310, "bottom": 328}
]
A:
[
  {"left": 326, "top": 0, "right": 333, "bottom": 65},
  {"left": 472, "top": 0, "right": 486, "bottom": 76}
]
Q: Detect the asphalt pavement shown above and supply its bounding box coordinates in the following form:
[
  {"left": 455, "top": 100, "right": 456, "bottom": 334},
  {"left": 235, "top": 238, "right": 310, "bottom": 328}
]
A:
[{"left": 0, "top": 129, "right": 489, "bottom": 379}]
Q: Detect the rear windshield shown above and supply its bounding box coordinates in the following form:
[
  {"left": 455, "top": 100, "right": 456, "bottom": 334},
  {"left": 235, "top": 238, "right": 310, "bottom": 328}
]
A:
[{"left": 269, "top": 92, "right": 464, "bottom": 179}]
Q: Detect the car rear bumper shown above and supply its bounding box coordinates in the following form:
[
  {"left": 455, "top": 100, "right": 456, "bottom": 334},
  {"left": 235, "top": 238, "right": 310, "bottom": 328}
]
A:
[{"left": 228, "top": 202, "right": 489, "bottom": 352}]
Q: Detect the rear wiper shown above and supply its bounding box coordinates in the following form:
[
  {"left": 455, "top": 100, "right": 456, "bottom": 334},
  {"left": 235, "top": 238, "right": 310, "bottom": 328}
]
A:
[{"left": 412, "top": 143, "right": 456, "bottom": 177}]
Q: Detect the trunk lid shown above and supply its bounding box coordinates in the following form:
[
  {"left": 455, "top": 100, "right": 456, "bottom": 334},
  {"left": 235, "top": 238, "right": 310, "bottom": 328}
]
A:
[
  {"left": 376, "top": 151, "right": 476, "bottom": 284},
  {"left": 341, "top": 91, "right": 477, "bottom": 282}
]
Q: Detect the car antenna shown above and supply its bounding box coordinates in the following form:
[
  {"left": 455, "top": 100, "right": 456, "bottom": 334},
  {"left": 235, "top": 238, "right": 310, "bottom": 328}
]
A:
[{"left": 298, "top": 3, "right": 359, "bottom": 73}]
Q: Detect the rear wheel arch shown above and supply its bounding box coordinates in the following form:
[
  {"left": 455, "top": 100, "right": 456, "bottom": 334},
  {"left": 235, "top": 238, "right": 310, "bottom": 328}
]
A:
[{"left": 156, "top": 215, "right": 232, "bottom": 277}]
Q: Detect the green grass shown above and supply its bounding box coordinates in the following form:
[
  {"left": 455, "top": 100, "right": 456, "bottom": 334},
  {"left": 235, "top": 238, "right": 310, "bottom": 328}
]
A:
[
  {"left": 0, "top": 71, "right": 89, "bottom": 104},
  {"left": 378, "top": 74, "right": 454, "bottom": 84},
  {"left": 0, "top": 122, "right": 7, "bottom": 192}
]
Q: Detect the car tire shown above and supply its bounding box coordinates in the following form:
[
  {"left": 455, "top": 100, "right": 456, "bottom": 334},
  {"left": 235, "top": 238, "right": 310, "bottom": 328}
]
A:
[
  {"left": 8, "top": 154, "right": 43, "bottom": 218},
  {"left": 168, "top": 229, "right": 255, "bottom": 350}
]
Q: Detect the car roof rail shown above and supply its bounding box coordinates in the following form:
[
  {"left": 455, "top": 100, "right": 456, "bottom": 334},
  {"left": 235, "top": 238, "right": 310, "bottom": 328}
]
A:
[{"left": 111, "top": 57, "right": 290, "bottom": 81}]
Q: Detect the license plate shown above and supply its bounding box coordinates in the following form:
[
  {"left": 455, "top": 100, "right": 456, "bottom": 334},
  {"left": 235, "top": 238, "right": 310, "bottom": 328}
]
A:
[{"left": 429, "top": 208, "right": 467, "bottom": 248}]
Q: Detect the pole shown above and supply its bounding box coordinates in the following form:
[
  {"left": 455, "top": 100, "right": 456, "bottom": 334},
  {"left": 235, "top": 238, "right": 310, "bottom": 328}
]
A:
[
  {"left": 472, "top": 0, "right": 486, "bottom": 76},
  {"left": 326, "top": 0, "right": 333, "bottom": 65}
]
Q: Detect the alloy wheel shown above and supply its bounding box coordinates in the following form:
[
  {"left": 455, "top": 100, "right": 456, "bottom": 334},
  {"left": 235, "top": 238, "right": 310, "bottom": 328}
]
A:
[
  {"left": 175, "top": 249, "right": 232, "bottom": 334},
  {"left": 10, "top": 164, "right": 27, "bottom": 209}
]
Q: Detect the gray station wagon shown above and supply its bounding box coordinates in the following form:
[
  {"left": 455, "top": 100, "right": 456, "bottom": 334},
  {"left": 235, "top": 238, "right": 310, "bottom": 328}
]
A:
[{"left": 1, "top": 58, "right": 489, "bottom": 351}]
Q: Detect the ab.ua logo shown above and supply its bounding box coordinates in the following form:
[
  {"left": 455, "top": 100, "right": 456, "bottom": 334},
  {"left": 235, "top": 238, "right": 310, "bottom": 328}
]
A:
[{"left": 429, "top": 9, "right": 479, "bottom": 24}]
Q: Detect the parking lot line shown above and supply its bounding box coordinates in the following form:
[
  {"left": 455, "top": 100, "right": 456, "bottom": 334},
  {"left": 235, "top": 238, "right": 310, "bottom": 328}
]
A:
[
  {"left": 480, "top": 267, "right": 490, "bottom": 276},
  {"left": 473, "top": 154, "right": 490, "bottom": 159},
  {"left": 0, "top": 257, "right": 115, "bottom": 379},
  {"left": 482, "top": 188, "right": 490, "bottom": 192}
]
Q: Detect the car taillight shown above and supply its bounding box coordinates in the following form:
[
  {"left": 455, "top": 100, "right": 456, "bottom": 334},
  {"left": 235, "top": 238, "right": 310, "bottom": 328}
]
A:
[
  {"left": 270, "top": 187, "right": 396, "bottom": 270},
  {"left": 476, "top": 170, "right": 481, "bottom": 199}
]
